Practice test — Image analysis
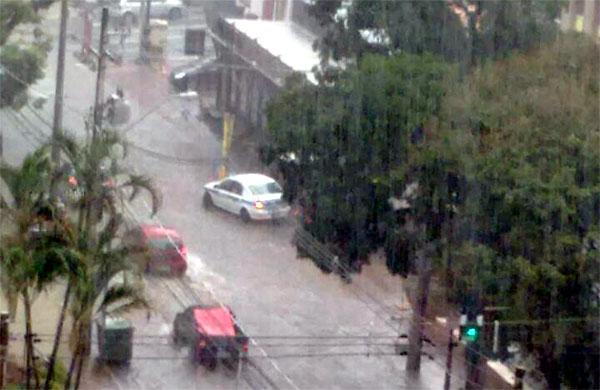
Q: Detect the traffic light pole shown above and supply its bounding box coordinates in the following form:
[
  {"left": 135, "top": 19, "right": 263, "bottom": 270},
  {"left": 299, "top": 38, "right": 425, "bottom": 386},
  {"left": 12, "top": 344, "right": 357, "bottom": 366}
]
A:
[{"left": 406, "top": 245, "right": 433, "bottom": 373}]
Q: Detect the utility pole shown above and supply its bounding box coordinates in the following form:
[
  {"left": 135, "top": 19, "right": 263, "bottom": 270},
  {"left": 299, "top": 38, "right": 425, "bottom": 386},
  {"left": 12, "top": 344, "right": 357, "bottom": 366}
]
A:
[
  {"left": 0, "top": 312, "right": 9, "bottom": 389},
  {"left": 443, "top": 328, "right": 456, "bottom": 390},
  {"left": 51, "top": 0, "right": 68, "bottom": 164},
  {"left": 218, "top": 27, "right": 235, "bottom": 179},
  {"left": 406, "top": 243, "right": 433, "bottom": 373},
  {"left": 93, "top": 8, "right": 109, "bottom": 140},
  {"left": 138, "top": 0, "right": 151, "bottom": 63}
]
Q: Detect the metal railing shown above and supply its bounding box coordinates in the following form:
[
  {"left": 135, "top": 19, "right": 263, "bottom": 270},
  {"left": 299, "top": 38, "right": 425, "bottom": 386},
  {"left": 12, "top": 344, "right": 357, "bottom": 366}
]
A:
[{"left": 293, "top": 227, "right": 351, "bottom": 283}]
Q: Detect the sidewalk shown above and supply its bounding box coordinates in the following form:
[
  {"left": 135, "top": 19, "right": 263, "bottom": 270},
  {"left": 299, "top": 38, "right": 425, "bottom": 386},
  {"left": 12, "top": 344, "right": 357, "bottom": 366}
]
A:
[{"left": 0, "top": 282, "right": 72, "bottom": 384}]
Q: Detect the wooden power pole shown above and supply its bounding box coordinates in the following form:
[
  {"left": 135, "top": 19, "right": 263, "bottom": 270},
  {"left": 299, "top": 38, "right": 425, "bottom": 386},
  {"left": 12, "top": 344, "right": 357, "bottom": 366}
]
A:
[
  {"left": 92, "top": 7, "right": 109, "bottom": 140},
  {"left": 51, "top": 0, "right": 68, "bottom": 164}
]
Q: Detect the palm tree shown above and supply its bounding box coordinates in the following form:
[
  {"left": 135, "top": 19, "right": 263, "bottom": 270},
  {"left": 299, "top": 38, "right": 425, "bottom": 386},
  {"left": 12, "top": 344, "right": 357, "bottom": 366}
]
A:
[
  {"left": 65, "top": 242, "right": 149, "bottom": 390},
  {"left": 47, "top": 130, "right": 159, "bottom": 389},
  {"left": 0, "top": 147, "right": 77, "bottom": 389}
]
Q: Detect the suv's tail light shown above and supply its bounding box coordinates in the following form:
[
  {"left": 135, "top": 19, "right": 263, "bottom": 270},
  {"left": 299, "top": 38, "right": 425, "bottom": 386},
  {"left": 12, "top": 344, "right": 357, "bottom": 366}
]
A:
[
  {"left": 179, "top": 245, "right": 188, "bottom": 259},
  {"left": 242, "top": 342, "right": 249, "bottom": 353},
  {"left": 68, "top": 175, "right": 78, "bottom": 187}
]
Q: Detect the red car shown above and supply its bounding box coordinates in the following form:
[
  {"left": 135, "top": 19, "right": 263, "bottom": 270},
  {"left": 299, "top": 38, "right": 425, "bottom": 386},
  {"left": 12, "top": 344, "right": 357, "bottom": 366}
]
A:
[
  {"left": 124, "top": 224, "right": 188, "bottom": 277},
  {"left": 173, "top": 305, "right": 249, "bottom": 370}
]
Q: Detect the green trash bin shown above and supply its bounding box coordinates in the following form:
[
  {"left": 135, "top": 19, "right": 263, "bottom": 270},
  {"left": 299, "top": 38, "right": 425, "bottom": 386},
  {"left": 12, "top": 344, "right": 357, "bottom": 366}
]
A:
[{"left": 96, "top": 316, "right": 133, "bottom": 365}]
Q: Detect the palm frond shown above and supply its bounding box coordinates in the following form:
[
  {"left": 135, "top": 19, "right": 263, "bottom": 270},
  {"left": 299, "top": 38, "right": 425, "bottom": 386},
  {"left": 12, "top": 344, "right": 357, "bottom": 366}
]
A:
[
  {"left": 0, "top": 163, "right": 20, "bottom": 201},
  {"left": 97, "top": 284, "right": 149, "bottom": 316},
  {"left": 97, "top": 194, "right": 122, "bottom": 250},
  {"left": 121, "top": 174, "right": 161, "bottom": 215},
  {"left": 53, "top": 132, "right": 80, "bottom": 165}
]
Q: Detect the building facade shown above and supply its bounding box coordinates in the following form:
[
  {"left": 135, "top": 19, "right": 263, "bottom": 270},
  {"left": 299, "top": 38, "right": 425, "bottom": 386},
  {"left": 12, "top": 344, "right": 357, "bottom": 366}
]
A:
[{"left": 208, "top": 6, "right": 320, "bottom": 144}]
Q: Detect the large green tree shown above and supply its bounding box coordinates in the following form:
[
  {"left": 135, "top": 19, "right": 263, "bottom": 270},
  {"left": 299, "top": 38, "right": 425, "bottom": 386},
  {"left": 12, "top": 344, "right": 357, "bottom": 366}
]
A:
[
  {"left": 266, "top": 27, "right": 598, "bottom": 387},
  {"left": 265, "top": 53, "right": 452, "bottom": 269},
  {"left": 418, "top": 33, "right": 599, "bottom": 388},
  {"left": 309, "top": 0, "right": 562, "bottom": 69},
  {"left": 0, "top": 0, "right": 53, "bottom": 108}
]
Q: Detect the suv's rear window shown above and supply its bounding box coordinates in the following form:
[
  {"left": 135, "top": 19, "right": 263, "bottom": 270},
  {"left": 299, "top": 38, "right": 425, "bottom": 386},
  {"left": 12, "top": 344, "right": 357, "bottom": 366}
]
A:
[
  {"left": 249, "top": 181, "right": 282, "bottom": 195},
  {"left": 148, "top": 237, "right": 182, "bottom": 250}
]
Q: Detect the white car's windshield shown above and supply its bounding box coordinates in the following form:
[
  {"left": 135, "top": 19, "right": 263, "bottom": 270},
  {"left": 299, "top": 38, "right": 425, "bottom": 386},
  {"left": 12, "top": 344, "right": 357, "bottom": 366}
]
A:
[{"left": 248, "top": 182, "right": 282, "bottom": 195}]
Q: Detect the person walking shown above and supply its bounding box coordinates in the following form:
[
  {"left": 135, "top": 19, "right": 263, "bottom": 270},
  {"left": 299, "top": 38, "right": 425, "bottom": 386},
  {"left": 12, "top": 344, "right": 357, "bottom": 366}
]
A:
[{"left": 119, "top": 16, "right": 131, "bottom": 48}]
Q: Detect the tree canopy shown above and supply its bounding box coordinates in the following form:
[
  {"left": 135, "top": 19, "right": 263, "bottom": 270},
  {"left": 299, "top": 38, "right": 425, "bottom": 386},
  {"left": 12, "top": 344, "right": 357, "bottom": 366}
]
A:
[
  {"left": 0, "top": 0, "right": 54, "bottom": 108},
  {"left": 265, "top": 32, "right": 599, "bottom": 387},
  {"left": 309, "top": 0, "right": 562, "bottom": 68}
]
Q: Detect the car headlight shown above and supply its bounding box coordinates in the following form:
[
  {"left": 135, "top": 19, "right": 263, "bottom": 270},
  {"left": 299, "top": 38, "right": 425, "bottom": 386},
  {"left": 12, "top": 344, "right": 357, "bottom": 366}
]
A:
[{"left": 254, "top": 201, "right": 264, "bottom": 209}]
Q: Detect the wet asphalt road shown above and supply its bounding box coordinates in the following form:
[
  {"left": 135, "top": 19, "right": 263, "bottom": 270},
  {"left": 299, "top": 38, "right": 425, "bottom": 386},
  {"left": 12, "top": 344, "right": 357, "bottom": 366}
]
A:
[{"left": 0, "top": 4, "right": 462, "bottom": 389}]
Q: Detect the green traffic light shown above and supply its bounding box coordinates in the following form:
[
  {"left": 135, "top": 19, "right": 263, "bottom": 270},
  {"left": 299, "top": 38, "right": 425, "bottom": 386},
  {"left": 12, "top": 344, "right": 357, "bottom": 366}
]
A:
[{"left": 463, "top": 326, "right": 479, "bottom": 342}]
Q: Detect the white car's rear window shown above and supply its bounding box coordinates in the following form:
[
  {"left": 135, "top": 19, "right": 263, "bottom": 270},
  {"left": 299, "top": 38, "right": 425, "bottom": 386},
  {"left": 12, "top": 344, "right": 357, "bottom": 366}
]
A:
[{"left": 249, "top": 182, "right": 282, "bottom": 195}]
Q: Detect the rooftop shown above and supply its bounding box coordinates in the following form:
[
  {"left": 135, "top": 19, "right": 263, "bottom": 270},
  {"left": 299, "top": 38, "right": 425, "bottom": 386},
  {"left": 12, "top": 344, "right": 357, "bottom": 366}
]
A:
[{"left": 225, "top": 19, "right": 320, "bottom": 84}]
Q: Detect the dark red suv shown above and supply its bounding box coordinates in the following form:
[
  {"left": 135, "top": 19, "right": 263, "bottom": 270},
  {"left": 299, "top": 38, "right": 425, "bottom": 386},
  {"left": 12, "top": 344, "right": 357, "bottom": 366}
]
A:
[
  {"left": 124, "top": 224, "right": 188, "bottom": 277},
  {"left": 173, "top": 305, "right": 249, "bottom": 370}
]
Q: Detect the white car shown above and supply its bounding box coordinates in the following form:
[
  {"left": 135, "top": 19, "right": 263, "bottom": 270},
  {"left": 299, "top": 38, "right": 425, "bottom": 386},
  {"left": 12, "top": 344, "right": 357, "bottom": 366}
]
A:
[
  {"left": 203, "top": 174, "right": 291, "bottom": 222},
  {"left": 115, "top": 0, "right": 185, "bottom": 24}
]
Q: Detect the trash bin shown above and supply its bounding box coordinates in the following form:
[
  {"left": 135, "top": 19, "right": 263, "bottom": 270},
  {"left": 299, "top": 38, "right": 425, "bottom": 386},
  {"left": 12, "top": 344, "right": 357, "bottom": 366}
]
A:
[{"left": 96, "top": 316, "right": 133, "bottom": 365}]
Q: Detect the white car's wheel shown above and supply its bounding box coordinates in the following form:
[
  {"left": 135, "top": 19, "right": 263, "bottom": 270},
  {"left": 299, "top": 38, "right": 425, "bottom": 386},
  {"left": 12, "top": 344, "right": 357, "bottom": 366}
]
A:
[
  {"left": 203, "top": 192, "right": 213, "bottom": 209},
  {"left": 240, "top": 208, "right": 251, "bottom": 223}
]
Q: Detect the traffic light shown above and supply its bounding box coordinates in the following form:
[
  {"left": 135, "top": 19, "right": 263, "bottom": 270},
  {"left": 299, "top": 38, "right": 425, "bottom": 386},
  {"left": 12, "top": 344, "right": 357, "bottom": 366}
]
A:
[
  {"left": 459, "top": 314, "right": 483, "bottom": 343},
  {"left": 462, "top": 324, "right": 480, "bottom": 342}
]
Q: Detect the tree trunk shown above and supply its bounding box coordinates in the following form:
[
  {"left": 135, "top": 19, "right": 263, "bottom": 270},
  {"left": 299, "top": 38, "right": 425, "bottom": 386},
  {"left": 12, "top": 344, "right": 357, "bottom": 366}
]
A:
[
  {"left": 65, "top": 341, "right": 79, "bottom": 390},
  {"left": 23, "top": 293, "right": 32, "bottom": 390},
  {"left": 73, "top": 351, "right": 85, "bottom": 390},
  {"left": 73, "top": 318, "right": 92, "bottom": 390},
  {"left": 23, "top": 293, "right": 39, "bottom": 389},
  {"left": 44, "top": 280, "right": 72, "bottom": 390},
  {"left": 65, "top": 321, "right": 84, "bottom": 390},
  {"left": 538, "top": 342, "right": 561, "bottom": 389}
]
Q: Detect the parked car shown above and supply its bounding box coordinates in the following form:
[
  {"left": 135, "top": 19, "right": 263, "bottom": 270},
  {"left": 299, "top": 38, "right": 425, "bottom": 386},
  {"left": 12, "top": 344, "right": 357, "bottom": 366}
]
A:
[
  {"left": 113, "top": 0, "right": 185, "bottom": 24},
  {"left": 123, "top": 224, "right": 188, "bottom": 276},
  {"left": 173, "top": 304, "right": 248, "bottom": 370},
  {"left": 203, "top": 174, "right": 291, "bottom": 222}
]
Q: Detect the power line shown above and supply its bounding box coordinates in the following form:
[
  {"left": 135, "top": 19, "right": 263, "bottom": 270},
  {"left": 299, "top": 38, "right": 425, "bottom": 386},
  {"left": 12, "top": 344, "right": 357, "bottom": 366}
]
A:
[
  {"left": 28, "top": 333, "right": 400, "bottom": 340},
  {"left": 5, "top": 110, "right": 45, "bottom": 146},
  {"left": 126, "top": 142, "right": 209, "bottom": 166}
]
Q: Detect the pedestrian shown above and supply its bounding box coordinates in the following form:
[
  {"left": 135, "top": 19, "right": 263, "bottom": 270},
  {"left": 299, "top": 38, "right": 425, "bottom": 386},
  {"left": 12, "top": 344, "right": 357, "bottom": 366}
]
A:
[{"left": 119, "top": 16, "right": 130, "bottom": 48}]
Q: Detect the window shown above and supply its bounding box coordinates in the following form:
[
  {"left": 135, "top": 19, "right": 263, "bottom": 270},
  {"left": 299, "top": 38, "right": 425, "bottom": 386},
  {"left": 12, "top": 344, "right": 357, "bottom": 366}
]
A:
[
  {"left": 230, "top": 181, "right": 243, "bottom": 195},
  {"left": 249, "top": 181, "right": 282, "bottom": 195},
  {"left": 218, "top": 180, "right": 235, "bottom": 192},
  {"left": 148, "top": 237, "right": 182, "bottom": 250}
]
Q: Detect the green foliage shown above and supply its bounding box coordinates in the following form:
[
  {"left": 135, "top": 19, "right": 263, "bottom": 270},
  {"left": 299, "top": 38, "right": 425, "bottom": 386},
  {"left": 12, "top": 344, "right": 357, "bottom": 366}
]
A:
[
  {"left": 38, "top": 359, "right": 68, "bottom": 390},
  {"left": 424, "top": 34, "right": 599, "bottom": 388},
  {"left": 267, "top": 53, "right": 452, "bottom": 268},
  {"left": 0, "top": 0, "right": 37, "bottom": 45},
  {"left": 0, "top": 0, "right": 52, "bottom": 108},
  {"left": 309, "top": 0, "right": 560, "bottom": 67},
  {"left": 268, "top": 26, "right": 598, "bottom": 386}
]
